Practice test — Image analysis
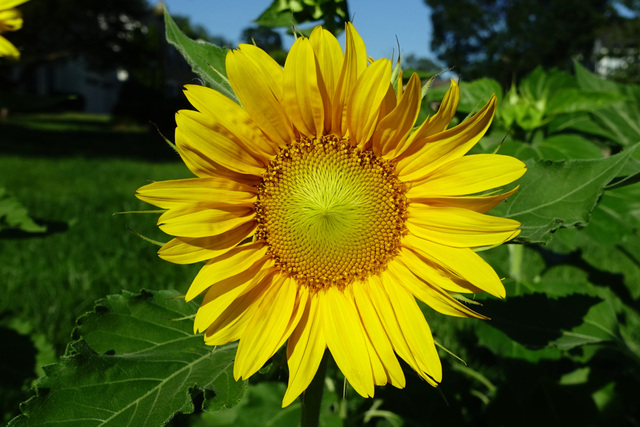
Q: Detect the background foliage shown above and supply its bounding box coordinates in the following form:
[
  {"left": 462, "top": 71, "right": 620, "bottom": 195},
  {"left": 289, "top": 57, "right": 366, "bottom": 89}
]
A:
[
  {"left": 2, "top": 0, "right": 640, "bottom": 426},
  {"left": 425, "top": 0, "right": 640, "bottom": 86}
]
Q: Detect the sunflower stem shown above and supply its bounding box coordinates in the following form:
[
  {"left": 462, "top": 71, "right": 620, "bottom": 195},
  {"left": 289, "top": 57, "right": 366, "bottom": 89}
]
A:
[{"left": 301, "top": 351, "right": 328, "bottom": 427}]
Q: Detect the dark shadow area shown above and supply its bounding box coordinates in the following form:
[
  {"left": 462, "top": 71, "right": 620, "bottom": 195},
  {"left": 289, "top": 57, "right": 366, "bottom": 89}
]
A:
[
  {"left": 481, "top": 293, "right": 602, "bottom": 348},
  {"left": 373, "top": 328, "right": 640, "bottom": 427},
  {"left": 0, "top": 323, "right": 38, "bottom": 424},
  {"left": 535, "top": 246, "right": 636, "bottom": 308},
  {"left": 0, "top": 326, "right": 36, "bottom": 388},
  {"left": 0, "top": 219, "right": 69, "bottom": 239},
  {"left": 0, "top": 121, "right": 180, "bottom": 161}
]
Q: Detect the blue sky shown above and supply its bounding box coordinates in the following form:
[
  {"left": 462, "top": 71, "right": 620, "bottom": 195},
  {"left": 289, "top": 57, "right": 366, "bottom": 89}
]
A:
[{"left": 161, "top": 0, "right": 435, "bottom": 61}]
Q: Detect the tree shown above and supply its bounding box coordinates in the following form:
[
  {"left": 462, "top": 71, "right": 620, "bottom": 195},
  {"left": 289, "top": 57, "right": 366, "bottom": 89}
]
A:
[
  {"left": 9, "top": 0, "right": 151, "bottom": 69},
  {"left": 595, "top": 4, "right": 640, "bottom": 84},
  {"left": 241, "top": 26, "right": 282, "bottom": 51},
  {"left": 241, "top": 25, "right": 286, "bottom": 64},
  {"left": 424, "top": 0, "right": 632, "bottom": 86}
]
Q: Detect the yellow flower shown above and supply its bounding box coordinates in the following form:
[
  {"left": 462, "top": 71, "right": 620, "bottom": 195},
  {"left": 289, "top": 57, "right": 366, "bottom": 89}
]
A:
[
  {"left": 0, "top": 0, "right": 28, "bottom": 59},
  {"left": 137, "top": 24, "right": 526, "bottom": 406}
]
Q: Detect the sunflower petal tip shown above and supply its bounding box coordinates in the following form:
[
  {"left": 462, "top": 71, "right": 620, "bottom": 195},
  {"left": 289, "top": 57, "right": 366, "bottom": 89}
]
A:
[
  {"left": 232, "top": 362, "right": 244, "bottom": 382},
  {"left": 281, "top": 391, "right": 298, "bottom": 408}
]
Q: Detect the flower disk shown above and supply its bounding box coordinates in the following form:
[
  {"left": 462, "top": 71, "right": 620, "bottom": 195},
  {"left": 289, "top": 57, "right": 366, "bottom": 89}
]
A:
[{"left": 255, "top": 135, "right": 407, "bottom": 291}]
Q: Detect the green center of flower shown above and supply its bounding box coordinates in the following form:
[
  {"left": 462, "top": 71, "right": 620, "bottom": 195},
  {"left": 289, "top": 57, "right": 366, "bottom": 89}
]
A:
[{"left": 254, "top": 135, "right": 407, "bottom": 290}]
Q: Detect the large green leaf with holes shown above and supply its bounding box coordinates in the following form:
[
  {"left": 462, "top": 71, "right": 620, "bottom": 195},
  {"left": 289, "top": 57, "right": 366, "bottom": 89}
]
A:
[{"left": 10, "top": 290, "right": 245, "bottom": 426}]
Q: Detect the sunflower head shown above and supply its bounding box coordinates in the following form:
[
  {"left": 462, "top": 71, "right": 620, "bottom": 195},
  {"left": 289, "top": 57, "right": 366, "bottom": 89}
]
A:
[{"left": 137, "top": 23, "right": 526, "bottom": 407}]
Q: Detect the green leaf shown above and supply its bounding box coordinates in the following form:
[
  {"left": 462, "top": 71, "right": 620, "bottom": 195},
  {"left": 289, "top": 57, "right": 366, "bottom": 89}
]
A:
[
  {"left": 475, "top": 322, "right": 564, "bottom": 363},
  {"left": 457, "top": 78, "right": 503, "bottom": 114},
  {"left": 10, "top": 290, "right": 246, "bottom": 426},
  {"left": 498, "top": 135, "right": 604, "bottom": 162},
  {"left": 586, "top": 184, "right": 640, "bottom": 243},
  {"left": 545, "top": 89, "right": 624, "bottom": 116},
  {"left": 200, "top": 383, "right": 300, "bottom": 427},
  {"left": 164, "top": 10, "right": 237, "bottom": 102},
  {"left": 536, "top": 134, "right": 604, "bottom": 161},
  {"left": 0, "top": 188, "right": 47, "bottom": 233},
  {"left": 492, "top": 145, "right": 639, "bottom": 244},
  {"left": 528, "top": 265, "right": 640, "bottom": 359},
  {"left": 587, "top": 100, "right": 640, "bottom": 147},
  {"left": 568, "top": 184, "right": 640, "bottom": 300},
  {"left": 254, "top": 0, "right": 302, "bottom": 28},
  {"left": 574, "top": 60, "right": 619, "bottom": 93},
  {"left": 546, "top": 113, "right": 613, "bottom": 139},
  {"left": 573, "top": 61, "right": 640, "bottom": 147},
  {"left": 520, "top": 67, "right": 576, "bottom": 102},
  {"left": 197, "top": 381, "right": 342, "bottom": 427},
  {"left": 254, "top": 0, "right": 349, "bottom": 34},
  {"left": 607, "top": 156, "right": 640, "bottom": 190}
]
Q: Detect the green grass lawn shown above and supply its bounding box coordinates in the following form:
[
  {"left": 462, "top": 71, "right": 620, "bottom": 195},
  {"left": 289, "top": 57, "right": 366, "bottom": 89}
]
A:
[{"left": 0, "top": 113, "right": 201, "bottom": 422}]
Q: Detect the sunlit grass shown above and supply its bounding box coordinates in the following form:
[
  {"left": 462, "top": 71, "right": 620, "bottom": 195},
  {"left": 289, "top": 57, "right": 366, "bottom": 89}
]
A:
[
  {"left": 0, "top": 114, "right": 199, "bottom": 353},
  {"left": 0, "top": 154, "right": 202, "bottom": 350}
]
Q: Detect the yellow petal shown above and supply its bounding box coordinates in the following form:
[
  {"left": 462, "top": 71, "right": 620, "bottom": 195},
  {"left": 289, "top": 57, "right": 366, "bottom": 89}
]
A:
[
  {"left": 0, "top": 8, "right": 22, "bottom": 32},
  {"left": 183, "top": 84, "right": 279, "bottom": 158},
  {"left": 283, "top": 290, "right": 326, "bottom": 407},
  {"left": 185, "top": 242, "right": 269, "bottom": 301},
  {"left": 347, "top": 58, "right": 392, "bottom": 146},
  {"left": 203, "top": 271, "right": 274, "bottom": 346},
  {"left": 352, "top": 280, "right": 406, "bottom": 387},
  {"left": 331, "top": 22, "right": 367, "bottom": 136},
  {"left": 368, "top": 275, "right": 441, "bottom": 385},
  {"left": 158, "top": 221, "right": 256, "bottom": 264},
  {"left": 397, "top": 95, "right": 497, "bottom": 181},
  {"left": 392, "top": 81, "right": 460, "bottom": 159},
  {"left": 377, "top": 84, "right": 398, "bottom": 124},
  {"left": 194, "top": 264, "right": 275, "bottom": 333},
  {"left": 406, "top": 205, "right": 521, "bottom": 247},
  {"left": 405, "top": 79, "right": 461, "bottom": 151},
  {"left": 406, "top": 154, "right": 526, "bottom": 197},
  {"left": 235, "top": 276, "right": 302, "bottom": 379},
  {"left": 0, "top": 0, "right": 30, "bottom": 9},
  {"left": 374, "top": 72, "right": 422, "bottom": 157},
  {"left": 309, "top": 26, "right": 343, "bottom": 132},
  {"left": 387, "top": 258, "right": 486, "bottom": 319},
  {"left": 0, "top": 34, "right": 19, "bottom": 59},
  {"left": 396, "top": 247, "right": 483, "bottom": 294},
  {"left": 203, "top": 311, "right": 249, "bottom": 345},
  {"left": 283, "top": 37, "right": 326, "bottom": 138},
  {"left": 309, "top": 26, "right": 343, "bottom": 94},
  {"left": 381, "top": 273, "right": 442, "bottom": 384},
  {"left": 158, "top": 206, "right": 253, "bottom": 238},
  {"left": 136, "top": 178, "right": 256, "bottom": 210},
  {"left": 226, "top": 45, "right": 295, "bottom": 147},
  {"left": 364, "top": 276, "right": 420, "bottom": 372},
  {"left": 173, "top": 124, "right": 262, "bottom": 183},
  {"left": 176, "top": 110, "right": 266, "bottom": 176},
  {"left": 322, "top": 286, "right": 374, "bottom": 398},
  {"left": 362, "top": 326, "right": 388, "bottom": 387},
  {"left": 425, "top": 79, "right": 461, "bottom": 134},
  {"left": 345, "top": 22, "right": 367, "bottom": 76},
  {"left": 409, "top": 186, "right": 519, "bottom": 213},
  {"left": 403, "top": 233, "right": 506, "bottom": 298}
]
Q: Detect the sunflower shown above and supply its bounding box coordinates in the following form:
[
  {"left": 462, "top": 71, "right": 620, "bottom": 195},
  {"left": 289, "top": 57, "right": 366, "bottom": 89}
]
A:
[
  {"left": 137, "top": 23, "right": 526, "bottom": 407},
  {"left": 0, "top": 0, "right": 28, "bottom": 59}
]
